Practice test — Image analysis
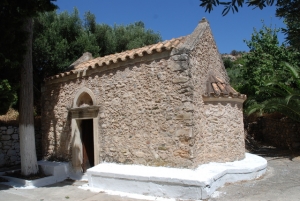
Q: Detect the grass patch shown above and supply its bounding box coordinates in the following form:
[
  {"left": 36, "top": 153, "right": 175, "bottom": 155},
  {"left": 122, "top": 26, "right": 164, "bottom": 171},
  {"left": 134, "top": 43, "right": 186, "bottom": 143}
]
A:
[
  {"left": 0, "top": 108, "right": 41, "bottom": 126},
  {"left": 0, "top": 108, "right": 19, "bottom": 126}
]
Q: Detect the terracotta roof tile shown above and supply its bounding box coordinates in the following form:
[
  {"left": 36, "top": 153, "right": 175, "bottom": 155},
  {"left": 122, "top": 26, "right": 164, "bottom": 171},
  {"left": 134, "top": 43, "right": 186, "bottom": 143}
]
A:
[
  {"left": 75, "top": 37, "right": 184, "bottom": 70},
  {"left": 45, "top": 37, "right": 185, "bottom": 81},
  {"left": 203, "top": 75, "right": 246, "bottom": 100}
]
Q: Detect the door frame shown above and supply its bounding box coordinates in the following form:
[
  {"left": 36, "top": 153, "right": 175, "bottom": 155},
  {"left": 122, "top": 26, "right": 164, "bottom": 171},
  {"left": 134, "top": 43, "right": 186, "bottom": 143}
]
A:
[
  {"left": 71, "top": 115, "right": 99, "bottom": 170},
  {"left": 69, "top": 87, "right": 100, "bottom": 171}
]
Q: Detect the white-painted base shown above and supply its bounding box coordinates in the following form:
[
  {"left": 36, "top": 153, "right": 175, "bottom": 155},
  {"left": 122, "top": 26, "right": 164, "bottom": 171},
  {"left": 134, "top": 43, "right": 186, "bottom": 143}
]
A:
[
  {"left": 87, "top": 153, "right": 267, "bottom": 200},
  {"left": 0, "top": 160, "right": 87, "bottom": 188},
  {"left": 38, "top": 160, "right": 88, "bottom": 181}
]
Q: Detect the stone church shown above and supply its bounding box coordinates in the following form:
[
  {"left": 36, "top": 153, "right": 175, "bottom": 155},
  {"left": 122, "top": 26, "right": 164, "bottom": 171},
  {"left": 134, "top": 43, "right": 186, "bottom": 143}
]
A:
[{"left": 41, "top": 18, "right": 246, "bottom": 172}]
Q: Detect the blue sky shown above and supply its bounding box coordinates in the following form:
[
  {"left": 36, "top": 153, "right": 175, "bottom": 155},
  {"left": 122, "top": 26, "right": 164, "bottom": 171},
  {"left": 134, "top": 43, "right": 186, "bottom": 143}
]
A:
[{"left": 56, "top": 0, "right": 286, "bottom": 54}]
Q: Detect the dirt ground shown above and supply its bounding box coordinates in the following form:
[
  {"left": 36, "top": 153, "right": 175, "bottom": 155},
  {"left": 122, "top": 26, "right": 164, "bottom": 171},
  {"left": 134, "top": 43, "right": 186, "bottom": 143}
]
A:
[{"left": 208, "top": 147, "right": 300, "bottom": 201}]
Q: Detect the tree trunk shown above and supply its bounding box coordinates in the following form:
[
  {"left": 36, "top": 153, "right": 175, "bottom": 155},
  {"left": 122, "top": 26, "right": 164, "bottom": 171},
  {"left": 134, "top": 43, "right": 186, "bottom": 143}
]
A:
[{"left": 19, "top": 17, "right": 38, "bottom": 176}]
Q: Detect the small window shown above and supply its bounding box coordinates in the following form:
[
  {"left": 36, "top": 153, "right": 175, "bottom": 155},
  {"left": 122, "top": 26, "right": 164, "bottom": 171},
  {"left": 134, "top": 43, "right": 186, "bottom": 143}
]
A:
[{"left": 76, "top": 92, "right": 93, "bottom": 107}]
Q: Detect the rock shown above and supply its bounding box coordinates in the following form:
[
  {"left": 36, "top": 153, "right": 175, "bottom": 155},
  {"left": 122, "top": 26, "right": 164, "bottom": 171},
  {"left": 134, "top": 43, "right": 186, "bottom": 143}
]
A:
[
  {"left": 158, "top": 152, "right": 168, "bottom": 160},
  {"left": 133, "top": 158, "right": 147, "bottom": 164},
  {"left": 3, "top": 146, "right": 10, "bottom": 150},
  {"left": 0, "top": 127, "right": 6, "bottom": 130},
  {"left": 134, "top": 151, "right": 145, "bottom": 158},
  {"left": 10, "top": 156, "right": 19, "bottom": 162},
  {"left": 7, "top": 149, "right": 17, "bottom": 156},
  {"left": 158, "top": 144, "right": 168, "bottom": 151},
  {"left": 171, "top": 54, "right": 188, "bottom": 61},
  {"left": 1, "top": 135, "right": 11, "bottom": 141},
  {"left": 170, "top": 61, "right": 189, "bottom": 71},
  {"left": 175, "top": 128, "right": 192, "bottom": 138},
  {"left": 14, "top": 143, "right": 20, "bottom": 150},
  {"left": 157, "top": 72, "right": 166, "bottom": 81},
  {"left": 69, "top": 52, "right": 93, "bottom": 69},
  {"left": 181, "top": 96, "right": 192, "bottom": 102},
  {"left": 12, "top": 134, "right": 19, "bottom": 140},
  {"left": 174, "top": 149, "right": 190, "bottom": 158},
  {"left": 132, "top": 120, "right": 138, "bottom": 127},
  {"left": 2, "top": 141, "right": 12, "bottom": 146},
  {"left": 6, "top": 128, "right": 14, "bottom": 135},
  {"left": 0, "top": 154, "right": 5, "bottom": 166},
  {"left": 172, "top": 76, "right": 189, "bottom": 84},
  {"left": 150, "top": 147, "right": 160, "bottom": 159},
  {"left": 183, "top": 102, "right": 194, "bottom": 112},
  {"left": 175, "top": 111, "right": 192, "bottom": 120},
  {"left": 99, "top": 113, "right": 105, "bottom": 118},
  {"left": 181, "top": 82, "right": 194, "bottom": 89}
]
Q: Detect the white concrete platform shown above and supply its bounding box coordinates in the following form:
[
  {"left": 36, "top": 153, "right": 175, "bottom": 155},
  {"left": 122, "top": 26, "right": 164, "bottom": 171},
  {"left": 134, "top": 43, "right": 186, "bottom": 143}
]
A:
[
  {"left": 38, "top": 160, "right": 88, "bottom": 181},
  {"left": 0, "top": 160, "right": 87, "bottom": 188},
  {"left": 87, "top": 153, "right": 267, "bottom": 200}
]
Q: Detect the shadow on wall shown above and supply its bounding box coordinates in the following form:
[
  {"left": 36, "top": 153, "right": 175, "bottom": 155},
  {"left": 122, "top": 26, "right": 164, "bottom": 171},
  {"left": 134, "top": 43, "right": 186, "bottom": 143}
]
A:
[
  {"left": 71, "top": 128, "right": 83, "bottom": 172},
  {"left": 42, "top": 73, "right": 101, "bottom": 163},
  {"left": 42, "top": 81, "right": 71, "bottom": 161}
]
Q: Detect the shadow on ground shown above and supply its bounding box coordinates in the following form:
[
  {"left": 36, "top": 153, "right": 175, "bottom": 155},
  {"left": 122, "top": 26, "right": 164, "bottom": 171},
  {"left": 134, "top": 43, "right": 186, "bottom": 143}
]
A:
[
  {"left": 248, "top": 144, "right": 300, "bottom": 161},
  {"left": 0, "top": 183, "right": 13, "bottom": 190}
]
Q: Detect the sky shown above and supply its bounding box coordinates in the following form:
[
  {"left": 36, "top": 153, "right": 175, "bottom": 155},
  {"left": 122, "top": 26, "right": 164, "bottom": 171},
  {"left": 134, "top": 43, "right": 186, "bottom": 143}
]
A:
[{"left": 55, "top": 0, "right": 286, "bottom": 54}]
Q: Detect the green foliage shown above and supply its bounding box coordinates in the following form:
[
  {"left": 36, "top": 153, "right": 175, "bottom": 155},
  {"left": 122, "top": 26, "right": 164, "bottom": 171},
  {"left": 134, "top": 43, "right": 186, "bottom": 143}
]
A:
[
  {"left": 32, "top": 9, "right": 100, "bottom": 114},
  {"left": 223, "top": 58, "right": 234, "bottom": 69},
  {"left": 1, "top": 6, "right": 161, "bottom": 115},
  {"left": 276, "top": 0, "right": 300, "bottom": 50},
  {"left": 223, "top": 23, "right": 300, "bottom": 121},
  {"left": 33, "top": 9, "right": 161, "bottom": 78},
  {"left": 238, "top": 23, "right": 300, "bottom": 102},
  {"left": 226, "top": 65, "right": 244, "bottom": 90},
  {"left": 246, "top": 63, "right": 300, "bottom": 122},
  {"left": 228, "top": 23, "right": 300, "bottom": 121},
  {"left": 84, "top": 12, "right": 162, "bottom": 57},
  {"left": 33, "top": 8, "right": 100, "bottom": 79},
  {"left": 31, "top": 9, "right": 161, "bottom": 114},
  {"left": 199, "top": 0, "right": 275, "bottom": 15},
  {"left": 230, "top": 50, "right": 245, "bottom": 56},
  {"left": 0, "top": 79, "right": 17, "bottom": 114},
  {"left": 223, "top": 54, "right": 246, "bottom": 89},
  {"left": 0, "top": 0, "right": 57, "bottom": 114}
]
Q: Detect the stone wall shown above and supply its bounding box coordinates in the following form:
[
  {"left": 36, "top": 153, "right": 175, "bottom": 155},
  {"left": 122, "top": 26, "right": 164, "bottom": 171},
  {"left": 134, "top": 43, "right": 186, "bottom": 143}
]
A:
[
  {"left": 200, "top": 103, "right": 245, "bottom": 162},
  {"left": 247, "top": 117, "right": 300, "bottom": 149},
  {"left": 189, "top": 27, "right": 245, "bottom": 165},
  {"left": 0, "top": 125, "right": 42, "bottom": 168},
  {"left": 42, "top": 55, "right": 199, "bottom": 168},
  {"left": 42, "top": 21, "right": 246, "bottom": 169}
]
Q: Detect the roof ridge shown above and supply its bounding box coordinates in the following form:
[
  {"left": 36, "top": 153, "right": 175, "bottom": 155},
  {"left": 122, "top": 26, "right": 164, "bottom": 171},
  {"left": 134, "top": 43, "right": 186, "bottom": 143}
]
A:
[
  {"left": 46, "top": 36, "right": 185, "bottom": 81},
  {"left": 74, "top": 36, "right": 185, "bottom": 70}
]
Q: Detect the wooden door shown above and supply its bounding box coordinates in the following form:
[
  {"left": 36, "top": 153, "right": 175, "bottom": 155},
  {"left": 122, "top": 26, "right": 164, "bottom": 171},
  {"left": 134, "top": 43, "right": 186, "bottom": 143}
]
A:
[{"left": 81, "top": 119, "right": 94, "bottom": 172}]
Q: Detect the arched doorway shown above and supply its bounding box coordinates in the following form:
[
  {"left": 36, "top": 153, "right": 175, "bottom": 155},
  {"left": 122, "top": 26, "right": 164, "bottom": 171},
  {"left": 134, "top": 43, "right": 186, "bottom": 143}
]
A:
[{"left": 69, "top": 87, "right": 99, "bottom": 172}]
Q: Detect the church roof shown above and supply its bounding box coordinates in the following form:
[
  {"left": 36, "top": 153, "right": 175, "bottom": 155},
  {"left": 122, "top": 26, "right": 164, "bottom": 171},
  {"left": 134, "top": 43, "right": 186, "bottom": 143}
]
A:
[
  {"left": 203, "top": 75, "right": 246, "bottom": 101},
  {"left": 46, "top": 37, "right": 185, "bottom": 81}
]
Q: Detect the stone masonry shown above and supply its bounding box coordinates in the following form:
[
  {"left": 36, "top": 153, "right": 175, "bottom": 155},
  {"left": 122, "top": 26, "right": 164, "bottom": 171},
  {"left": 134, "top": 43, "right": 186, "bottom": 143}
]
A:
[
  {"left": 41, "top": 19, "right": 246, "bottom": 170},
  {"left": 0, "top": 125, "right": 42, "bottom": 168}
]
